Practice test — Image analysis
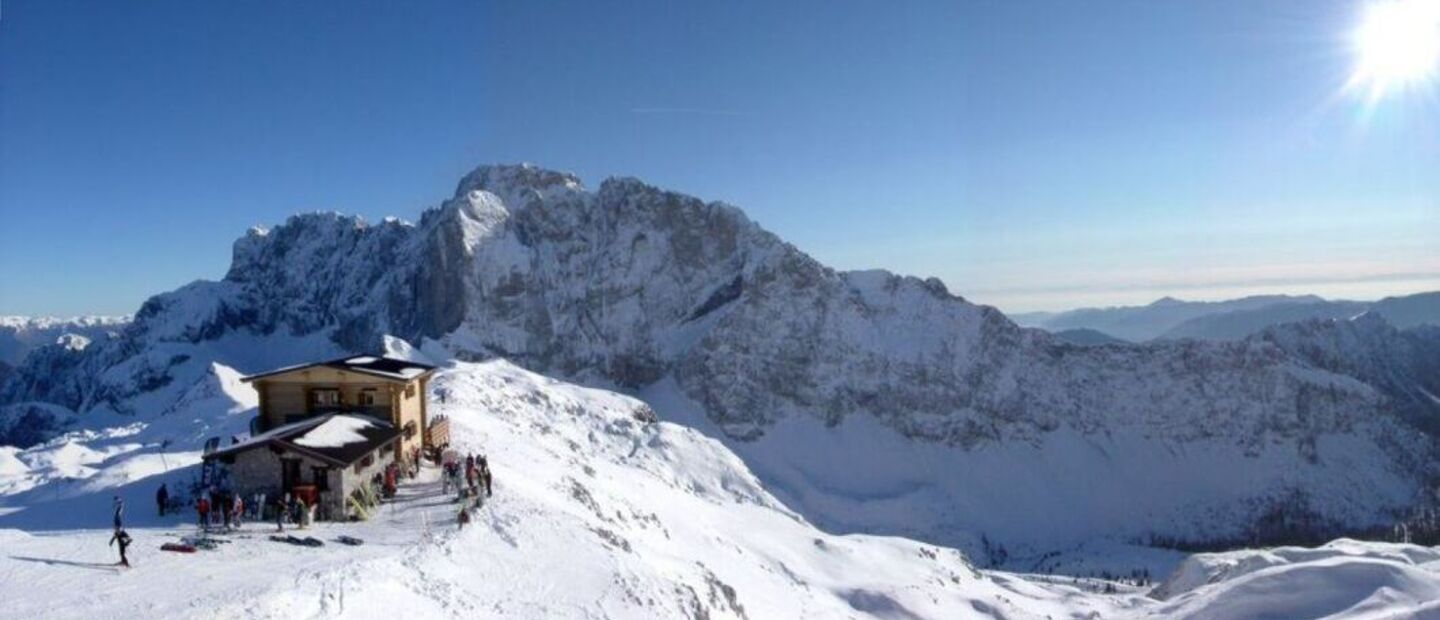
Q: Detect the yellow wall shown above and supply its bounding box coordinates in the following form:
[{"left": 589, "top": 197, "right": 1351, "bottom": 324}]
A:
[
  {"left": 253, "top": 367, "right": 424, "bottom": 440},
  {"left": 393, "top": 378, "right": 426, "bottom": 458}
]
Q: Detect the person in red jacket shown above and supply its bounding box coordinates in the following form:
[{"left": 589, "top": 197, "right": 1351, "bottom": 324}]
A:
[
  {"left": 196, "top": 495, "right": 211, "bottom": 532},
  {"left": 383, "top": 464, "right": 398, "bottom": 498}
]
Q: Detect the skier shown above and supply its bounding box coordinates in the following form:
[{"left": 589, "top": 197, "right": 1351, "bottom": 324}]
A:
[
  {"left": 109, "top": 528, "right": 133, "bottom": 568},
  {"left": 112, "top": 495, "right": 125, "bottom": 530},
  {"left": 196, "top": 495, "right": 211, "bottom": 531},
  {"left": 481, "top": 463, "right": 493, "bottom": 498},
  {"left": 156, "top": 483, "right": 169, "bottom": 517}
]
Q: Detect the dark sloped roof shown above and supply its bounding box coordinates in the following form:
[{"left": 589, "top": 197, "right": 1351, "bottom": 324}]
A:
[
  {"left": 241, "top": 354, "right": 438, "bottom": 383},
  {"left": 205, "top": 413, "right": 401, "bottom": 467}
]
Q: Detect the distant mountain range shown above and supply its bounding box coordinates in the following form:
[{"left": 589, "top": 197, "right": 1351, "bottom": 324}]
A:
[
  {"left": 0, "top": 316, "right": 130, "bottom": 387},
  {"left": 1048, "top": 328, "right": 1130, "bottom": 346},
  {"left": 1011, "top": 292, "right": 1438, "bottom": 343},
  {"left": 2, "top": 164, "right": 1438, "bottom": 558}
]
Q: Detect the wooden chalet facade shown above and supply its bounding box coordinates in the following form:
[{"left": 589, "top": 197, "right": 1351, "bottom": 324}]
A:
[
  {"left": 243, "top": 355, "right": 438, "bottom": 459},
  {"left": 201, "top": 355, "right": 438, "bottom": 520}
]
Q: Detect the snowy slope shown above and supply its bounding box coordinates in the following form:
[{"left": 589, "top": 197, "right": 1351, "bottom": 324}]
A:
[
  {"left": 0, "top": 315, "right": 130, "bottom": 366},
  {"left": 5, "top": 360, "right": 1440, "bottom": 618},
  {"left": 0, "top": 361, "right": 1148, "bottom": 619},
  {"left": 3, "top": 163, "right": 1438, "bottom": 558},
  {"left": 1143, "top": 539, "right": 1440, "bottom": 619}
]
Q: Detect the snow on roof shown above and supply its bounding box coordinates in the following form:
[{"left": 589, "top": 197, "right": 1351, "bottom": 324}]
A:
[
  {"left": 207, "top": 416, "right": 331, "bottom": 457},
  {"left": 206, "top": 413, "right": 400, "bottom": 466},
  {"left": 243, "top": 354, "right": 437, "bottom": 383},
  {"left": 294, "top": 416, "right": 379, "bottom": 449}
]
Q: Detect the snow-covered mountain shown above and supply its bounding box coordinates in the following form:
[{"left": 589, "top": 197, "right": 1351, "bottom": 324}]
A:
[
  {"left": 0, "top": 315, "right": 129, "bottom": 367},
  {"left": 1014, "top": 291, "right": 1438, "bottom": 343},
  {"left": 3, "top": 163, "right": 1439, "bottom": 559},
  {"left": 11, "top": 357, "right": 1439, "bottom": 618},
  {"left": 0, "top": 358, "right": 1141, "bottom": 619}
]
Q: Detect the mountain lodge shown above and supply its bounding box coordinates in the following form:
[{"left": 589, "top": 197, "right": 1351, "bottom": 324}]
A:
[{"left": 201, "top": 355, "right": 444, "bottom": 520}]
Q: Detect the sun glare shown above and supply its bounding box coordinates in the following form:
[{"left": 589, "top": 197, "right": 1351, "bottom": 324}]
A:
[{"left": 1351, "top": 0, "right": 1440, "bottom": 99}]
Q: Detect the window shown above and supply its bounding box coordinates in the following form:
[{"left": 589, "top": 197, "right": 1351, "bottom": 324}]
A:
[
  {"left": 310, "top": 388, "right": 341, "bottom": 410},
  {"left": 311, "top": 466, "right": 330, "bottom": 491},
  {"left": 405, "top": 384, "right": 416, "bottom": 399},
  {"left": 359, "top": 389, "right": 377, "bottom": 406}
]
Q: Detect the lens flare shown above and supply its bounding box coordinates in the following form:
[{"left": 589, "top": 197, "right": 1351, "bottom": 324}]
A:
[{"left": 1350, "top": 0, "right": 1440, "bottom": 99}]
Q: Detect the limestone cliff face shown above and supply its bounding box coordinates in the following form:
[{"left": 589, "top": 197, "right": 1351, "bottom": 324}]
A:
[
  {"left": 8, "top": 164, "right": 1439, "bottom": 450},
  {"left": 3, "top": 164, "right": 1438, "bottom": 546}
]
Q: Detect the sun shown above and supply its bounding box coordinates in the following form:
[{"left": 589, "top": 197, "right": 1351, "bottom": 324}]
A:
[{"left": 1350, "top": 0, "right": 1440, "bottom": 99}]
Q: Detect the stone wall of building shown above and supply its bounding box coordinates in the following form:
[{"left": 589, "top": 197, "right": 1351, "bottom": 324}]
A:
[{"left": 218, "top": 440, "right": 397, "bottom": 520}]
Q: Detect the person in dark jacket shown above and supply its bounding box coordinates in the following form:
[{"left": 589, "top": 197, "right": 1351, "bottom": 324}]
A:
[
  {"left": 156, "top": 483, "right": 169, "bottom": 517},
  {"left": 275, "top": 494, "right": 289, "bottom": 532},
  {"left": 220, "top": 491, "right": 232, "bottom": 530},
  {"left": 109, "top": 528, "right": 132, "bottom": 567},
  {"left": 112, "top": 496, "right": 125, "bottom": 530}
]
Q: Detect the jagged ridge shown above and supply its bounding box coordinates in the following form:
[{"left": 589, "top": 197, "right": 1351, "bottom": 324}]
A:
[{"left": 3, "top": 163, "right": 1439, "bottom": 551}]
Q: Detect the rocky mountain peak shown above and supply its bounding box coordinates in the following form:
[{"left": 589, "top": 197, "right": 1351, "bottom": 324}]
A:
[
  {"left": 4, "top": 163, "right": 1439, "bottom": 552},
  {"left": 454, "top": 163, "right": 585, "bottom": 209}
]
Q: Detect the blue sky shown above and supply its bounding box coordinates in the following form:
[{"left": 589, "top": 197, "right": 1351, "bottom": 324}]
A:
[{"left": 1, "top": 0, "right": 1436, "bottom": 316}]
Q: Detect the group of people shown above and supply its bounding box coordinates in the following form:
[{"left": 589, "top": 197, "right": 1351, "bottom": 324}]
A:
[
  {"left": 452, "top": 452, "right": 492, "bottom": 529},
  {"left": 272, "top": 493, "right": 313, "bottom": 532},
  {"left": 105, "top": 445, "right": 494, "bottom": 561},
  {"left": 192, "top": 487, "right": 249, "bottom": 532}
]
